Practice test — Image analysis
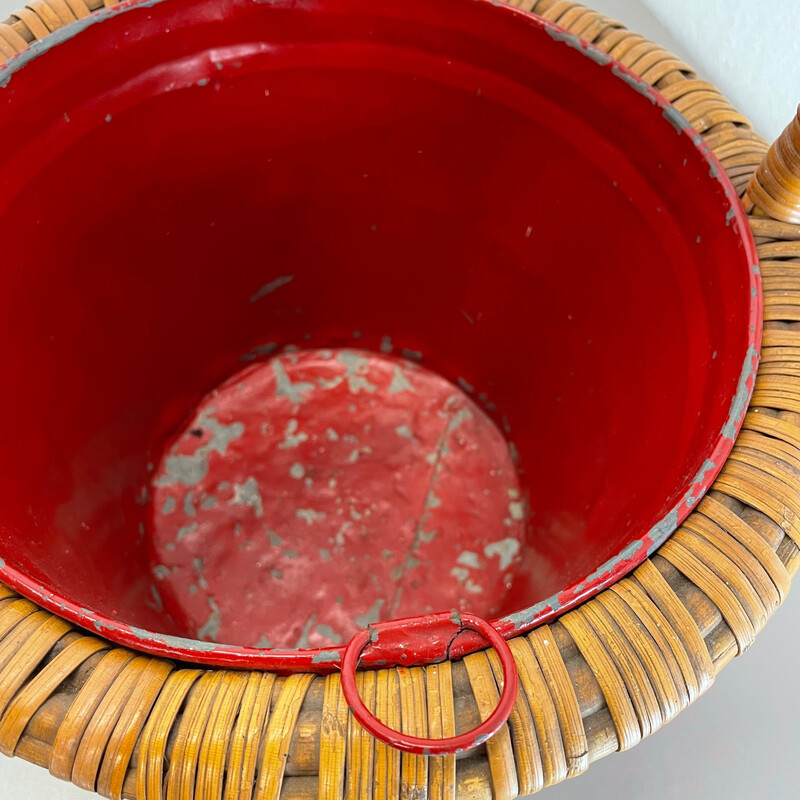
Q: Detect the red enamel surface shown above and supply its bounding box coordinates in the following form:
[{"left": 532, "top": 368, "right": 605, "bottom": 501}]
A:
[
  {"left": 0, "top": 0, "right": 759, "bottom": 671},
  {"left": 150, "top": 350, "right": 524, "bottom": 649}
]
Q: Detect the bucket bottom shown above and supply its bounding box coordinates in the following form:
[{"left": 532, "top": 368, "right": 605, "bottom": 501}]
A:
[{"left": 147, "top": 349, "right": 526, "bottom": 649}]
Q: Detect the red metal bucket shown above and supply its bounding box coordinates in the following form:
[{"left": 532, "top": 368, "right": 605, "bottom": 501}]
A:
[{"left": 0, "top": 0, "right": 758, "bottom": 693}]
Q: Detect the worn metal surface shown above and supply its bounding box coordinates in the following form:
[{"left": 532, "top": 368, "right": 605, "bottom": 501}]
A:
[{"left": 149, "top": 350, "right": 525, "bottom": 650}]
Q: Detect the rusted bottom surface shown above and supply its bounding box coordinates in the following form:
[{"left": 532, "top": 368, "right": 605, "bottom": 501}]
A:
[{"left": 147, "top": 349, "right": 526, "bottom": 649}]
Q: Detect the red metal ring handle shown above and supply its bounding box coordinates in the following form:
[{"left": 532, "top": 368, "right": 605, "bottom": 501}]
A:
[{"left": 341, "top": 611, "right": 518, "bottom": 755}]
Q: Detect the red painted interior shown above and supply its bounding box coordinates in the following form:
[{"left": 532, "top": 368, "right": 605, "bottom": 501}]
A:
[{"left": 0, "top": 0, "right": 758, "bottom": 670}]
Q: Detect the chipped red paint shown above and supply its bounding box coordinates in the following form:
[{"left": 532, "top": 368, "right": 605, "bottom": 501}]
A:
[
  {"left": 149, "top": 349, "right": 525, "bottom": 650},
  {"left": 0, "top": 0, "right": 760, "bottom": 674},
  {"left": 341, "top": 612, "right": 518, "bottom": 754}
]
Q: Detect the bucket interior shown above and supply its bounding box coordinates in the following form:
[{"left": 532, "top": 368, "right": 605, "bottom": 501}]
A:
[{"left": 0, "top": 0, "right": 756, "bottom": 665}]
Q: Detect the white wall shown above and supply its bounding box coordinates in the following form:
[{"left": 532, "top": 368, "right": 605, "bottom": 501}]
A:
[{"left": 0, "top": 2, "right": 797, "bottom": 799}]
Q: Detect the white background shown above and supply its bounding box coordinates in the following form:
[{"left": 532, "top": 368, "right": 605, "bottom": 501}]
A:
[{"left": 0, "top": 1, "right": 798, "bottom": 798}]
